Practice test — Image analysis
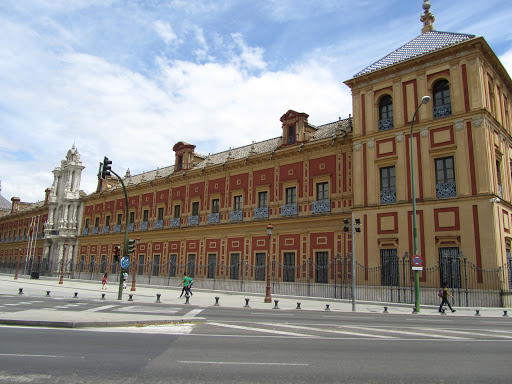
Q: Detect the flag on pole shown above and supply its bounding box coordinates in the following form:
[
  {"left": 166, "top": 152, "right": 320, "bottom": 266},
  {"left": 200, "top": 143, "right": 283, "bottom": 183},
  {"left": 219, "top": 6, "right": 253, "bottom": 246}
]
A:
[{"left": 28, "top": 216, "right": 35, "bottom": 239}]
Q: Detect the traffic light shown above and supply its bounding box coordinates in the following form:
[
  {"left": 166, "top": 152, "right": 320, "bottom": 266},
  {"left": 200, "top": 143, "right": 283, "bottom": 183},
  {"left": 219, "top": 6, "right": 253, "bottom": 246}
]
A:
[
  {"left": 343, "top": 219, "right": 350, "bottom": 233},
  {"left": 113, "top": 246, "right": 120, "bottom": 261},
  {"left": 101, "top": 156, "right": 112, "bottom": 179},
  {"left": 128, "top": 239, "right": 136, "bottom": 254}
]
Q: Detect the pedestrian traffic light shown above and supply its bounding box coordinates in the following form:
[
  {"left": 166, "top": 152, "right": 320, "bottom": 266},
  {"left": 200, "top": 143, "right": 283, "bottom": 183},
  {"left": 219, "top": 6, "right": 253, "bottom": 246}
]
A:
[
  {"left": 343, "top": 218, "right": 350, "bottom": 233},
  {"left": 113, "top": 246, "right": 120, "bottom": 261},
  {"left": 128, "top": 239, "right": 136, "bottom": 254},
  {"left": 101, "top": 156, "right": 112, "bottom": 179}
]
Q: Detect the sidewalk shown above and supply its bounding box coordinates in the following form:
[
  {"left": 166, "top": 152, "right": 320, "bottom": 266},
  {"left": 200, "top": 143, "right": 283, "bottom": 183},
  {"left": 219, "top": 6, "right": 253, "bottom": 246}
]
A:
[{"left": 0, "top": 274, "right": 510, "bottom": 328}]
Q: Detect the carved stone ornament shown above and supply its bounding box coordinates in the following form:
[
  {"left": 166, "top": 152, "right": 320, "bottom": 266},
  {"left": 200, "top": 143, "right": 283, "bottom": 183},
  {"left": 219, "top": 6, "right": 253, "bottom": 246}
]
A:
[
  {"left": 367, "top": 139, "right": 375, "bottom": 149},
  {"left": 354, "top": 141, "right": 362, "bottom": 151},
  {"left": 421, "top": 127, "right": 429, "bottom": 138},
  {"left": 396, "top": 133, "right": 404, "bottom": 143},
  {"left": 455, "top": 120, "right": 464, "bottom": 131},
  {"left": 472, "top": 116, "right": 483, "bottom": 127}
]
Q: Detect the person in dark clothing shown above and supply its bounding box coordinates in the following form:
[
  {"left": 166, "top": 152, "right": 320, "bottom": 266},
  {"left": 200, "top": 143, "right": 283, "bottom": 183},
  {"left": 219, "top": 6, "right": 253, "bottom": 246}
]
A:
[{"left": 439, "top": 282, "right": 456, "bottom": 313}]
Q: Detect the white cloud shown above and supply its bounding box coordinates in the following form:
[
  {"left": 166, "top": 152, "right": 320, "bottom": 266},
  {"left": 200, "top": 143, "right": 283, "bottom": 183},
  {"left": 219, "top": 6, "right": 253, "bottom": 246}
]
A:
[
  {"left": 500, "top": 49, "right": 512, "bottom": 79},
  {"left": 153, "top": 20, "right": 177, "bottom": 45},
  {"left": 231, "top": 33, "right": 267, "bottom": 71}
]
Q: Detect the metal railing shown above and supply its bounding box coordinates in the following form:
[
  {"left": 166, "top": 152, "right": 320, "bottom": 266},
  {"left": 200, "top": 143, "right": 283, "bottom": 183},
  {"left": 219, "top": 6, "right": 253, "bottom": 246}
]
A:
[{"left": 1, "top": 252, "right": 509, "bottom": 307}]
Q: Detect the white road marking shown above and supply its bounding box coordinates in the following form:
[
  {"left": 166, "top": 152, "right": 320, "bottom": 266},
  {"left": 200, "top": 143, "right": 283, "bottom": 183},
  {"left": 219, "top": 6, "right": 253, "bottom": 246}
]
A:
[
  {"left": 208, "top": 322, "right": 312, "bottom": 337},
  {"left": 82, "top": 324, "right": 196, "bottom": 334},
  {"left": 0, "top": 354, "right": 84, "bottom": 359},
  {"left": 82, "top": 305, "right": 119, "bottom": 312},
  {"left": 418, "top": 328, "right": 512, "bottom": 339},
  {"left": 258, "top": 322, "right": 396, "bottom": 339},
  {"left": 177, "top": 361, "right": 308, "bottom": 366},
  {"left": 112, "top": 306, "right": 179, "bottom": 314},
  {"left": 346, "top": 325, "right": 469, "bottom": 339},
  {"left": 183, "top": 308, "right": 205, "bottom": 318}
]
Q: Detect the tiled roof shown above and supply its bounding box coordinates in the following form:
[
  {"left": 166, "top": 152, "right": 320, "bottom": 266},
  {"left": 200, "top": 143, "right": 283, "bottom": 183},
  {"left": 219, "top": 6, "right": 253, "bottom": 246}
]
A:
[
  {"left": 117, "top": 117, "right": 352, "bottom": 188},
  {"left": 353, "top": 31, "right": 476, "bottom": 78},
  {"left": 0, "top": 194, "right": 11, "bottom": 211}
]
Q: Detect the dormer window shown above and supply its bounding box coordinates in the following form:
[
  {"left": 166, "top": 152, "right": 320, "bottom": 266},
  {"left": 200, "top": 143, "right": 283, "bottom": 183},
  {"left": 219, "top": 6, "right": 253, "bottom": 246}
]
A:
[
  {"left": 378, "top": 95, "right": 394, "bottom": 131},
  {"left": 433, "top": 79, "right": 451, "bottom": 119},
  {"left": 288, "top": 125, "right": 295, "bottom": 144},
  {"left": 177, "top": 155, "right": 183, "bottom": 171}
]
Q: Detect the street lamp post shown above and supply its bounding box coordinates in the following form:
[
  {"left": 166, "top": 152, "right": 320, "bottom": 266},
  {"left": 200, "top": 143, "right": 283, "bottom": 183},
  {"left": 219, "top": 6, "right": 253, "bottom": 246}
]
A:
[
  {"left": 264, "top": 224, "right": 273, "bottom": 303},
  {"left": 131, "top": 237, "right": 140, "bottom": 291},
  {"left": 14, "top": 247, "right": 22, "bottom": 280},
  {"left": 59, "top": 243, "right": 68, "bottom": 284},
  {"left": 410, "top": 95, "right": 431, "bottom": 314}
]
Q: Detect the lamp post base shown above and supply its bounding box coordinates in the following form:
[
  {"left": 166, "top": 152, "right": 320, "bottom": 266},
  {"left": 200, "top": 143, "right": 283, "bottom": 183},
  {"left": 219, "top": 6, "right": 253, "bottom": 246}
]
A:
[{"left": 264, "top": 297, "right": 272, "bottom": 303}]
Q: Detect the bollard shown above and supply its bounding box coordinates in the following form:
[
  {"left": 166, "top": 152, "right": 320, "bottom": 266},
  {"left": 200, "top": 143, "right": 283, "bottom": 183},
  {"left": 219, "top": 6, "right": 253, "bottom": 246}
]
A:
[
  {"left": 383, "top": 306, "right": 388, "bottom": 314},
  {"left": 46, "top": 291, "right": 51, "bottom": 297},
  {"left": 273, "top": 300, "right": 279, "bottom": 309},
  {"left": 73, "top": 292, "right": 78, "bottom": 298},
  {"left": 244, "top": 298, "right": 250, "bottom": 308},
  {"left": 156, "top": 294, "right": 161, "bottom": 303},
  {"left": 185, "top": 294, "right": 190, "bottom": 304},
  {"left": 325, "top": 304, "right": 330, "bottom": 311},
  {"left": 475, "top": 309, "right": 481, "bottom": 316},
  {"left": 18, "top": 288, "right": 23, "bottom": 295},
  {"left": 504, "top": 310, "right": 509, "bottom": 317},
  {"left": 128, "top": 294, "right": 133, "bottom": 302},
  {"left": 101, "top": 293, "right": 106, "bottom": 300},
  {"left": 296, "top": 302, "right": 302, "bottom": 310},
  {"left": 214, "top": 296, "right": 220, "bottom": 306}
]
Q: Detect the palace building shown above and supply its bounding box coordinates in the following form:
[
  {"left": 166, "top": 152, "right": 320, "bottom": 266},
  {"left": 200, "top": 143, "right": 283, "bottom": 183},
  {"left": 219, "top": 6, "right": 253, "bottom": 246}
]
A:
[{"left": 1, "top": 1, "right": 511, "bottom": 306}]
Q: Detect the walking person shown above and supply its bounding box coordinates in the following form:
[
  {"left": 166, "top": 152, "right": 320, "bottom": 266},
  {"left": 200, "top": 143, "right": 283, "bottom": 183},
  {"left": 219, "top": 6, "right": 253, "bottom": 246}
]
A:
[
  {"left": 102, "top": 272, "right": 108, "bottom": 290},
  {"left": 439, "top": 282, "right": 456, "bottom": 313},
  {"left": 178, "top": 273, "right": 190, "bottom": 297}
]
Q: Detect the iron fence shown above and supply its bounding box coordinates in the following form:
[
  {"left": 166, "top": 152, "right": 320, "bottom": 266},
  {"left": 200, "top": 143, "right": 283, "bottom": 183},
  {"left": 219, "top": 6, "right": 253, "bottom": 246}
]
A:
[{"left": 1, "top": 252, "right": 510, "bottom": 307}]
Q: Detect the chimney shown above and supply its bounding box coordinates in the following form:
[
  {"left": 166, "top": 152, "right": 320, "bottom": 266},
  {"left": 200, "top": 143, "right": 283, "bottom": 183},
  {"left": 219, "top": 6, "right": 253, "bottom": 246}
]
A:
[{"left": 11, "top": 196, "right": 20, "bottom": 214}]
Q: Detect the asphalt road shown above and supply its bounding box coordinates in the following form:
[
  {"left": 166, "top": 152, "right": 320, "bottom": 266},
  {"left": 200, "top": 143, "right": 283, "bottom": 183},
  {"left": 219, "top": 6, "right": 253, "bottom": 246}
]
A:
[{"left": 1, "top": 300, "right": 511, "bottom": 384}]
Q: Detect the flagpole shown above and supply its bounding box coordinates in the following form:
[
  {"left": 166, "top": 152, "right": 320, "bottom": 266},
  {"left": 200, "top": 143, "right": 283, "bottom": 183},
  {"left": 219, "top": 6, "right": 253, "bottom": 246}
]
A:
[
  {"left": 30, "top": 216, "right": 40, "bottom": 273},
  {"left": 24, "top": 216, "right": 34, "bottom": 275}
]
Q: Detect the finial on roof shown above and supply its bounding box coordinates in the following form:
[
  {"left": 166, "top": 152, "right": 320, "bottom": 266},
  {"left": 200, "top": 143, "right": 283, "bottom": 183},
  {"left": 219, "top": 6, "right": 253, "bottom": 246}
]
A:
[
  {"left": 125, "top": 168, "right": 131, "bottom": 178},
  {"left": 420, "top": 0, "right": 435, "bottom": 34}
]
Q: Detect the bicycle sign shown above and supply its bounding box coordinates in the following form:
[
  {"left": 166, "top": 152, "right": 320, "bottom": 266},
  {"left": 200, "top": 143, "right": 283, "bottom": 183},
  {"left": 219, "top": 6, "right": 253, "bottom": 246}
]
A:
[{"left": 121, "top": 257, "right": 130, "bottom": 269}]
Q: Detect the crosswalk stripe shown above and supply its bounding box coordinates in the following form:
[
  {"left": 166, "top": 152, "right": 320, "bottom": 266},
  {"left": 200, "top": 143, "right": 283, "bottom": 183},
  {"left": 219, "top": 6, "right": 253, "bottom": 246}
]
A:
[
  {"left": 82, "top": 305, "right": 119, "bottom": 312},
  {"left": 208, "top": 322, "right": 312, "bottom": 337},
  {"left": 419, "top": 328, "right": 512, "bottom": 339},
  {"left": 257, "top": 323, "right": 396, "bottom": 339},
  {"left": 345, "top": 326, "right": 469, "bottom": 339}
]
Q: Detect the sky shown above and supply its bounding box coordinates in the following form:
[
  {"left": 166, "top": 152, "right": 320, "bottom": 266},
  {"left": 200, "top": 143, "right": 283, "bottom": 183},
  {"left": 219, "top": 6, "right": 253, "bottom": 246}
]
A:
[{"left": 1, "top": 0, "right": 511, "bottom": 203}]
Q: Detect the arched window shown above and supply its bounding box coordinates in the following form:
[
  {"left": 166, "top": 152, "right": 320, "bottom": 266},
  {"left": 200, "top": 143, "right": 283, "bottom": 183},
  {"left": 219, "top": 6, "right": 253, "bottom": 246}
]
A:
[
  {"left": 378, "top": 95, "right": 393, "bottom": 131},
  {"left": 433, "top": 79, "right": 451, "bottom": 119}
]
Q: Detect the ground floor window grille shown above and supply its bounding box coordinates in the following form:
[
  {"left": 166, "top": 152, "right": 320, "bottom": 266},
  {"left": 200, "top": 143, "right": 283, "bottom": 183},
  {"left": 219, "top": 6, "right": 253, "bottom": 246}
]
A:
[
  {"left": 316, "top": 252, "right": 328, "bottom": 283},
  {"left": 138, "top": 255, "right": 144, "bottom": 275},
  {"left": 439, "top": 247, "right": 461, "bottom": 288},
  {"left": 255, "top": 252, "right": 266, "bottom": 281},
  {"left": 283, "top": 252, "right": 295, "bottom": 282},
  {"left": 208, "top": 254, "right": 216, "bottom": 279},
  {"left": 230, "top": 253, "right": 240, "bottom": 280},
  {"left": 187, "top": 254, "right": 196, "bottom": 278},
  {"left": 169, "top": 255, "right": 177, "bottom": 277},
  {"left": 153, "top": 255, "right": 160, "bottom": 276},
  {"left": 380, "top": 249, "right": 399, "bottom": 286}
]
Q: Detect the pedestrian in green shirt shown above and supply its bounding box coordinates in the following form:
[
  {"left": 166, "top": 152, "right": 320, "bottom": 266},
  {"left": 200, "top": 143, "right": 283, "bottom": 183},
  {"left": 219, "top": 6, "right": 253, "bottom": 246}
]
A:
[{"left": 179, "top": 273, "right": 190, "bottom": 297}]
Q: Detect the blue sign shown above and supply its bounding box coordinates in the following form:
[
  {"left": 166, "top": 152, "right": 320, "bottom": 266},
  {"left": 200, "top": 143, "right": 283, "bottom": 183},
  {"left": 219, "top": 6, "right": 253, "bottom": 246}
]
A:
[{"left": 121, "top": 257, "right": 130, "bottom": 269}]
